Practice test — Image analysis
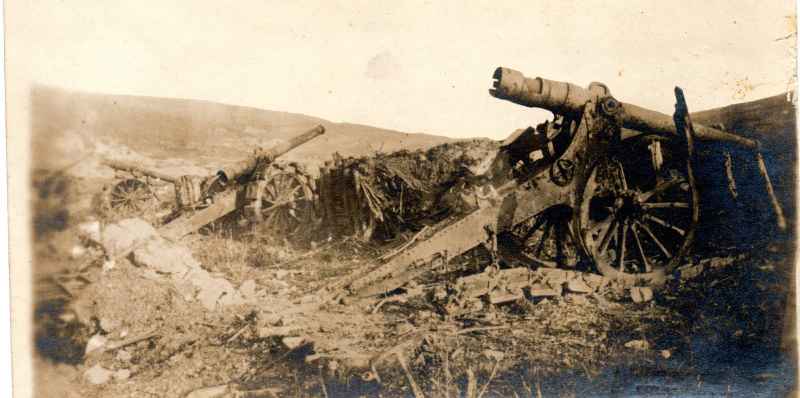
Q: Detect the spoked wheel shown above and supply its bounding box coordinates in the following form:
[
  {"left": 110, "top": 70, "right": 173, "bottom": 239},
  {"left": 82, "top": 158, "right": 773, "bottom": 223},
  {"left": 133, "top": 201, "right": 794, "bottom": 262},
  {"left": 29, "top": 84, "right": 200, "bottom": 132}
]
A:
[
  {"left": 509, "top": 205, "right": 579, "bottom": 268},
  {"left": 256, "top": 164, "right": 316, "bottom": 237},
  {"left": 576, "top": 150, "right": 698, "bottom": 285},
  {"left": 108, "top": 178, "right": 156, "bottom": 217}
]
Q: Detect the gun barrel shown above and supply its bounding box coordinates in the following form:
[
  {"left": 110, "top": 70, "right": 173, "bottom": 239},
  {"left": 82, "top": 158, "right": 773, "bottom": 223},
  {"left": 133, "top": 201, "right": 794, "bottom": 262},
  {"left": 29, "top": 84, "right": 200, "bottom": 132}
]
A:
[
  {"left": 218, "top": 124, "right": 326, "bottom": 181},
  {"left": 264, "top": 124, "right": 326, "bottom": 159},
  {"left": 101, "top": 159, "right": 181, "bottom": 184},
  {"left": 490, "top": 67, "right": 757, "bottom": 149}
]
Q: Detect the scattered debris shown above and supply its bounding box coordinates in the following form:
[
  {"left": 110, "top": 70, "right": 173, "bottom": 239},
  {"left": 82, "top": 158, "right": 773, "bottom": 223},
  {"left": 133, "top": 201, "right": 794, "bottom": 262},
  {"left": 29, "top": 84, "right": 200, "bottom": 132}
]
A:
[
  {"left": 116, "top": 349, "right": 132, "bottom": 362},
  {"left": 239, "top": 279, "right": 258, "bottom": 300},
  {"left": 624, "top": 339, "right": 651, "bottom": 351},
  {"left": 282, "top": 336, "right": 308, "bottom": 350},
  {"left": 529, "top": 283, "right": 559, "bottom": 297},
  {"left": 630, "top": 286, "right": 654, "bottom": 303},
  {"left": 84, "top": 364, "right": 114, "bottom": 385},
  {"left": 113, "top": 369, "right": 131, "bottom": 382},
  {"left": 184, "top": 384, "right": 230, "bottom": 398},
  {"left": 567, "top": 278, "right": 593, "bottom": 294},
  {"left": 677, "top": 263, "right": 705, "bottom": 279},
  {"left": 84, "top": 334, "right": 107, "bottom": 356},
  {"left": 184, "top": 384, "right": 282, "bottom": 398}
]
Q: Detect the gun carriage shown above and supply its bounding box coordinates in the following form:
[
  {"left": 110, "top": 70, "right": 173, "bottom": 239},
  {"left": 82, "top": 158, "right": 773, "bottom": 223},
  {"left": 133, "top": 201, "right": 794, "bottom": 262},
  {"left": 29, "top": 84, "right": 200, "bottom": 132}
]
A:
[
  {"left": 100, "top": 125, "right": 326, "bottom": 239},
  {"left": 331, "top": 67, "right": 786, "bottom": 299}
]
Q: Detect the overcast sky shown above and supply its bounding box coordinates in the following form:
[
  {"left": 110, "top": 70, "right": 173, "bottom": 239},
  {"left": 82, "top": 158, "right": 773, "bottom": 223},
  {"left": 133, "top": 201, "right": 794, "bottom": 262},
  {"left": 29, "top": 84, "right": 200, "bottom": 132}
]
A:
[{"left": 7, "top": 0, "right": 797, "bottom": 139}]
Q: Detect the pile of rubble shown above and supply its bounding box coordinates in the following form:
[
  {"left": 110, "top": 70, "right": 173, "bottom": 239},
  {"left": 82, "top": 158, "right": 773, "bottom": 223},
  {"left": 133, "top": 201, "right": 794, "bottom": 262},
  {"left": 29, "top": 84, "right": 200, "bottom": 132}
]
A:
[
  {"left": 77, "top": 218, "right": 253, "bottom": 310},
  {"left": 36, "top": 208, "right": 794, "bottom": 397},
  {"left": 38, "top": 217, "right": 303, "bottom": 395}
]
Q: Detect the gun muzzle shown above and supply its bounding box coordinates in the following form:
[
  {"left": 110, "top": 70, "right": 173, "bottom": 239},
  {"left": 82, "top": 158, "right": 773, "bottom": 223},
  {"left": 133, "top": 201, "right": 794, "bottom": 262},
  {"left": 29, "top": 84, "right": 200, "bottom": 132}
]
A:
[{"left": 490, "top": 67, "right": 610, "bottom": 116}]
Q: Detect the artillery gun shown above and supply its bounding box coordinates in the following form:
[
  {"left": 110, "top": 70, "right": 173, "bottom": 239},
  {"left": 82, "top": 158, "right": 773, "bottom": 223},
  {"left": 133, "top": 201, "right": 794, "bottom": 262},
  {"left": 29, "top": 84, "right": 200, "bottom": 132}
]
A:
[
  {"left": 101, "top": 125, "right": 326, "bottom": 240},
  {"left": 331, "top": 68, "right": 787, "bottom": 299}
]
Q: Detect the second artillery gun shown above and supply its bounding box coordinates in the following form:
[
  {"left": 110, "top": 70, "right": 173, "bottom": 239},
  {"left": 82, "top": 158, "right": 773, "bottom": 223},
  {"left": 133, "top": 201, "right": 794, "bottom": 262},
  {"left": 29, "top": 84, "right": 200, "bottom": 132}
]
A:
[
  {"left": 330, "top": 67, "right": 787, "bottom": 299},
  {"left": 101, "top": 125, "right": 326, "bottom": 240}
]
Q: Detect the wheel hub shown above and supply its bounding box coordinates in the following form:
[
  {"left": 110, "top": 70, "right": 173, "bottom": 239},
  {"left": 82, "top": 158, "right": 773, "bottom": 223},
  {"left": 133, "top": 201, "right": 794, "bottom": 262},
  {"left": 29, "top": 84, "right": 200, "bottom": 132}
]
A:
[{"left": 613, "top": 190, "right": 642, "bottom": 222}]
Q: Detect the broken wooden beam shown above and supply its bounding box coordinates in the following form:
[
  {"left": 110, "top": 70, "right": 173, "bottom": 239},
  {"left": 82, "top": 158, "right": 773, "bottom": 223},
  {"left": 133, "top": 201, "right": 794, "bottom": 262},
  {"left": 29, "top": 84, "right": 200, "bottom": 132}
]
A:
[{"left": 159, "top": 190, "right": 239, "bottom": 241}]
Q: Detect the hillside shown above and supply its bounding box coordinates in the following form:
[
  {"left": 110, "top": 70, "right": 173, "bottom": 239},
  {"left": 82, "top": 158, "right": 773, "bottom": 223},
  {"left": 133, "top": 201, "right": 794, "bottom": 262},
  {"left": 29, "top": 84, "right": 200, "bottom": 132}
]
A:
[{"left": 31, "top": 86, "right": 459, "bottom": 174}]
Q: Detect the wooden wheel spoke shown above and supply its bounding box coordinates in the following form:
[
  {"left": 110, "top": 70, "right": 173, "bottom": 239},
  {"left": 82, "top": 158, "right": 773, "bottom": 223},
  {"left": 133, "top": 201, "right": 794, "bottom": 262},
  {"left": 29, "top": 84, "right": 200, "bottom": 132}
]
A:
[
  {"left": 535, "top": 220, "right": 553, "bottom": 257},
  {"left": 615, "top": 160, "right": 628, "bottom": 191},
  {"left": 638, "top": 177, "right": 685, "bottom": 203},
  {"left": 264, "top": 182, "right": 278, "bottom": 201},
  {"left": 564, "top": 220, "right": 576, "bottom": 246},
  {"left": 631, "top": 223, "right": 651, "bottom": 272},
  {"left": 110, "top": 196, "right": 127, "bottom": 204},
  {"left": 286, "top": 184, "right": 302, "bottom": 200},
  {"left": 273, "top": 176, "right": 287, "bottom": 194},
  {"left": 618, "top": 223, "right": 628, "bottom": 270},
  {"left": 642, "top": 202, "right": 689, "bottom": 210},
  {"left": 598, "top": 219, "right": 617, "bottom": 254},
  {"left": 262, "top": 186, "right": 302, "bottom": 213},
  {"left": 276, "top": 210, "right": 287, "bottom": 227},
  {"left": 132, "top": 189, "right": 151, "bottom": 207},
  {"left": 636, "top": 221, "right": 671, "bottom": 258},
  {"left": 522, "top": 214, "right": 550, "bottom": 243},
  {"left": 113, "top": 192, "right": 129, "bottom": 203},
  {"left": 278, "top": 174, "right": 296, "bottom": 192},
  {"left": 278, "top": 178, "right": 302, "bottom": 201},
  {"left": 554, "top": 222, "right": 565, "bottom": 262},
  {"left": 644, "top": 214, "right": 685, "bottom": 236},
  {"left": 264, "top": 208, "right": 278, "bottom": 228}
]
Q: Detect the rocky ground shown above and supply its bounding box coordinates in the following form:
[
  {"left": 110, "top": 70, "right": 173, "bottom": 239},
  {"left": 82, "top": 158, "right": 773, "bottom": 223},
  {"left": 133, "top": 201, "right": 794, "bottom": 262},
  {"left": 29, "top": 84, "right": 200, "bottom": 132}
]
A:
[{"left": 31, "top": 156, "right": 797, "bottom": 398}]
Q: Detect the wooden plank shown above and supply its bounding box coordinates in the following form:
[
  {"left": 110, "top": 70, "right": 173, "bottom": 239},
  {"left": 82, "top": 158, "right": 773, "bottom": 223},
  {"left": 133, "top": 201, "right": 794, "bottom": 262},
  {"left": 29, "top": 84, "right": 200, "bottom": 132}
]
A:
[
  {"left": 352, "top": 204, "right": 502, "bottom": 297},
  {"left": 159, "top": 190, "right": 239, "bottom": 241}
]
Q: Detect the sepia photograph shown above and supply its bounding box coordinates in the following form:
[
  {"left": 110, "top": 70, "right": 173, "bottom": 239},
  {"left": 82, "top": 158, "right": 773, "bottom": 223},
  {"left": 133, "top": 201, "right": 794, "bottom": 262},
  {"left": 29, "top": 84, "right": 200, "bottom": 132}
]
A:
[{"left": 5, "top": 1, "right": 799, "bottom": 397}]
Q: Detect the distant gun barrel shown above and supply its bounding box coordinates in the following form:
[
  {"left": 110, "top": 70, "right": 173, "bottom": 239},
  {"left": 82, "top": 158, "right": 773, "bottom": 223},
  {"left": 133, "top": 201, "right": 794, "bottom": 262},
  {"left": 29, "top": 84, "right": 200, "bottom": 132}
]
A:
[
  {"left": 489, "top": 67, "right": 758, "bottom": 149},
  {"left": 100, "top": 158, "right": 181, "bottom": 184},
  {"left": 264, "top": 124, "right": 326, "bottom": 160},
  {"left": 218, "top": 124, "right": 326, "bottom": 181}
]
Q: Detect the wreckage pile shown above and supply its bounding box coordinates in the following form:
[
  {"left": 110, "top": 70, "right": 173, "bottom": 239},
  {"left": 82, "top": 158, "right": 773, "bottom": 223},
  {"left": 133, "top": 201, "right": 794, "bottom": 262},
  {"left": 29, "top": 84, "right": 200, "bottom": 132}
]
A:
[{"left": 316, "top": 139, "right": 498, "bottom": 241}]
